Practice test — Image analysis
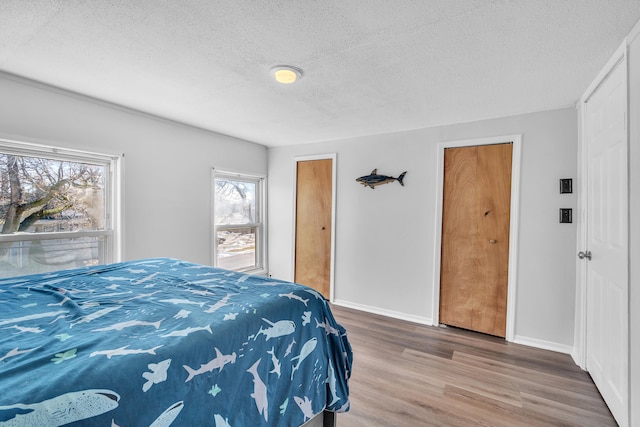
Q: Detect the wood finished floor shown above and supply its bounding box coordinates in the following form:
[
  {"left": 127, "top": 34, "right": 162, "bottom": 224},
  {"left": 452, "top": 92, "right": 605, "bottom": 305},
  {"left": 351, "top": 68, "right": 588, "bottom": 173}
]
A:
[{"left": 331, "top": 305, "right": 617, "bottom": 427}]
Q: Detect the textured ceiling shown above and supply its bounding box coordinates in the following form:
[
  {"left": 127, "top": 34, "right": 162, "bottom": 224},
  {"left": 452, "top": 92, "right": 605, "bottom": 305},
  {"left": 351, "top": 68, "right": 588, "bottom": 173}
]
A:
[{"left": 1, "top": 1, "right": 639, "bottom": 147}]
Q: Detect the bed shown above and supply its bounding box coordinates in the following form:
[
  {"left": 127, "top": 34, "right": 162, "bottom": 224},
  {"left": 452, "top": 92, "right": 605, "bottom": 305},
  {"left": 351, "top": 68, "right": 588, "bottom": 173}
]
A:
[{"left": 0, "top": 258, "right": 352, "bottom": 426}]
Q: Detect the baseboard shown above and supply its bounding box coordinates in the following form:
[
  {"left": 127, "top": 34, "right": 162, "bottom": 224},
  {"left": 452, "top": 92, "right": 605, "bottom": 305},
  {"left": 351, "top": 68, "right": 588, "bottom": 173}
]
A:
[
  {"left": 570, "top": 348, "right": 587, "bottom": 370},
  {"left": 331, "top": 299, "right": 433, "bottom": 326},
  {"left": 332, "top": 300, "right": 574, "bottom": 355},
  {"left": 513, "top": 335, "right": 573, "bottom": 355}
]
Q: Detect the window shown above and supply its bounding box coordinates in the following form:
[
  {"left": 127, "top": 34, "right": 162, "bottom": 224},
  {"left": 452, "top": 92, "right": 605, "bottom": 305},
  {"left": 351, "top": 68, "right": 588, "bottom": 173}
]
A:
[
  {"left": 213, "top": 170, "right": 265, "bottom": 273},
  {"left": 0, "top": 139, "right": 121, "bottom": 277}
]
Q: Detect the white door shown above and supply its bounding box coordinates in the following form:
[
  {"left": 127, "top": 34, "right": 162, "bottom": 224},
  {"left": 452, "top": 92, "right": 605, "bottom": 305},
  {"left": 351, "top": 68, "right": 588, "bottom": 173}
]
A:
[{"left": 584, "top": 58, "right": 628, "bottom": 427}]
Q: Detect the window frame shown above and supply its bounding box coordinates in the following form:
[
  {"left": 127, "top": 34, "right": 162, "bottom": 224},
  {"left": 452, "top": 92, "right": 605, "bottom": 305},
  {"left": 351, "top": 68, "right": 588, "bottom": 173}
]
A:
[
  {"left": 211, "top": 168, "right": 266, "bottom": 274},
  {"left": 0, "top": 138, "right": 122, "bottom": 274}
]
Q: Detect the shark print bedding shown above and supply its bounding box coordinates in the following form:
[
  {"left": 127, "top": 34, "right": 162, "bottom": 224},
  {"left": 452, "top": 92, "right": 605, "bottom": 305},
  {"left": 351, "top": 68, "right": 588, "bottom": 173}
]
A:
[{"left": 0, "top": 258, "right": 352, "bottom": 426}]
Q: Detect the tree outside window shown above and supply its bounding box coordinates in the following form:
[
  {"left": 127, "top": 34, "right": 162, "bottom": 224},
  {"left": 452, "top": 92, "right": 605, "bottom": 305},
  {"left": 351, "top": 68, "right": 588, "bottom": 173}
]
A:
[{"left": 0, "top": 141, "right": 120, "bottom": 277}]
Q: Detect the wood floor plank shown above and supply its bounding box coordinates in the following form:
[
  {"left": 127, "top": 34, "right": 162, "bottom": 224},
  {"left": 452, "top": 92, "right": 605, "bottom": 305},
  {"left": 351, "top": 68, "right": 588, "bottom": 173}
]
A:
[
  {"left": 331, "top": 305, "right": 616, "bottom": 427},
  {"left": 451, "top": 351, "right": 611, "bottom": 414},
  {"left": 401, "top": 348, "right": 524, "bottom": 407},
  {"left": 441, "top": 385, "right": 561, "bottom": 427},
  {"left": 520, "top": 392, "right": 617, "bottom": 427}
]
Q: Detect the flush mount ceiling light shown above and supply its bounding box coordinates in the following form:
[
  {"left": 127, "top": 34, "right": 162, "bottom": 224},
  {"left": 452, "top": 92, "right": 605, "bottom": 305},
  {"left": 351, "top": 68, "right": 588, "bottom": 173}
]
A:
[{"left": 271, "top": 65, "right": 303, "bottom": 84}]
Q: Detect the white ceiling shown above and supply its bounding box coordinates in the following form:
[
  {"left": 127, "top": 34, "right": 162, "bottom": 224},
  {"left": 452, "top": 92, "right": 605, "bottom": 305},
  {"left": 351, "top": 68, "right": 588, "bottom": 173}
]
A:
[{"left": 1, "top": 1, "right": 639, "bottom": 147}]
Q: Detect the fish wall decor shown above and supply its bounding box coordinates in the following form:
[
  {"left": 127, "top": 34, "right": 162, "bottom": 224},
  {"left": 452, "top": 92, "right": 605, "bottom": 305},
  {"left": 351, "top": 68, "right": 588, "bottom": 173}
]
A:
[{"left": 356, "top": 169, "right": 407, "bottom": 189}]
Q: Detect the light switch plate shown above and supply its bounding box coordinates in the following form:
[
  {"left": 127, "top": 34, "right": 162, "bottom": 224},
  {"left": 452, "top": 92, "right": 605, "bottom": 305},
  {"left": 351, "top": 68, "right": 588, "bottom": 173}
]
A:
[
  {"left": 560, "top": 208, "right": 572, "bottom": 223},
  {"left": 560, "top": 178, "right": 573, "bottom": 194}
]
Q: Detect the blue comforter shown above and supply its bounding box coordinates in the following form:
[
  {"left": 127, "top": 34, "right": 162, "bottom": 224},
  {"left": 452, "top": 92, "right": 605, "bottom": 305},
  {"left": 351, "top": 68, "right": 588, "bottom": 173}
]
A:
[{"left": 0, "top": 258, "right": 352, "bottom": 426}]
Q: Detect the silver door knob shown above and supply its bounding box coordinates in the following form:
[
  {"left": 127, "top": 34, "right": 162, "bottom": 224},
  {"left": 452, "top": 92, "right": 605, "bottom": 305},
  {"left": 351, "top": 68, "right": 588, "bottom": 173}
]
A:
[{"left": 577, "top": 251, "right": 592, "bottom": 260}]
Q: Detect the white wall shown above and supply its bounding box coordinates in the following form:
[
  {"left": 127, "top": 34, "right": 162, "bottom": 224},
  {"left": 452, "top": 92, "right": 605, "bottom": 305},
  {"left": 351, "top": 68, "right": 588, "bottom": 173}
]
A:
[
  {"left": 0, "top": 71, "right": 579, "bottom": 350},
  {"left": 628, "top": 22, "right": 640, "bottom": 427},
  {"left": 269, "top": 108, "right": 578, "bottom": 350},
  {"left": 0, "top": 72, "right": 267, "bottom": 266}
]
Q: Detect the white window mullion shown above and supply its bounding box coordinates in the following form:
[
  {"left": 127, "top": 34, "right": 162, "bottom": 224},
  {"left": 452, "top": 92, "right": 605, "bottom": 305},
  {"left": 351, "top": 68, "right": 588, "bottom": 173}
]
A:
[{"left": 0, "top": 230, "right": 113, "bottom": 243}]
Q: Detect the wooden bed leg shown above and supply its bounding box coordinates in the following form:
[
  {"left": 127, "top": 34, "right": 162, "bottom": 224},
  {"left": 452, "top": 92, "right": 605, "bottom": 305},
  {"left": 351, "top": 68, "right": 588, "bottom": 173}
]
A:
[{"left": 323, "top": 410, "right": 336, "bottom": 427}]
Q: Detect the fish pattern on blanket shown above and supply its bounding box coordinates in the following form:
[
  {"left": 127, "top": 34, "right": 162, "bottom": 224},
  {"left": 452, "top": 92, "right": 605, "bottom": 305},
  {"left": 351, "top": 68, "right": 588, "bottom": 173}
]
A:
[{"left": 0, "top": 258, "right": 352, "bottom": 426}]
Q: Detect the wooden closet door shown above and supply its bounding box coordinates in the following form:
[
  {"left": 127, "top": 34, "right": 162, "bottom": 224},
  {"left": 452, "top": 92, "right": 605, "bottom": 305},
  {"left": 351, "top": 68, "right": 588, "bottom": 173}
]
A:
[
  {"left": 439, "top": 143, "right": 512, "bottom": 337},
  {"left": 294, "top": 159, "right": 332, "bottom": 298}
]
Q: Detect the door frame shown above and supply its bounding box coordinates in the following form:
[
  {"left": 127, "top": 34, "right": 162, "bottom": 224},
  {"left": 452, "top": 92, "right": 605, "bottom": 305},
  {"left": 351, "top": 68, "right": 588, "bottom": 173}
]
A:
[
  {"left": 432, "top": 135, "right": 522, "bottom": 341},
  {"left": 291, "top": 153, "right": 337, "bottom": 301},
  {"left": 573, "top": 41, "right": 628, "bottom": 370}
]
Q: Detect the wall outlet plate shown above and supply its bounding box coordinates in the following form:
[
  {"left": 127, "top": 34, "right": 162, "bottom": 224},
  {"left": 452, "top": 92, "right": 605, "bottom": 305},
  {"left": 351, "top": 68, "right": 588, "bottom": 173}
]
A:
[{"left": 560, "top": 208, "right": 572, "bottom": 223}]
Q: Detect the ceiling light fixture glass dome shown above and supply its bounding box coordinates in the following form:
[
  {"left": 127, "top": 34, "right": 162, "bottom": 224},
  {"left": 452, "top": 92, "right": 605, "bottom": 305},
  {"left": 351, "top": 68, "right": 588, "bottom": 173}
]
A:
[{"left": 271, "top": 65, "right": 303, "bottom": 84}]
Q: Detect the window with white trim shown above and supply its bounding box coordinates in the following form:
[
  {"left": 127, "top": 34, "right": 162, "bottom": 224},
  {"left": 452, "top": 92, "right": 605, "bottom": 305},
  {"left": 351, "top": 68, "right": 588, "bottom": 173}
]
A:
[
  {"left": 212, "top": 170, "right": 265, "bottom": 273},
  {"left": 0, "top": 139, "right": 121, "bottom": 277}
]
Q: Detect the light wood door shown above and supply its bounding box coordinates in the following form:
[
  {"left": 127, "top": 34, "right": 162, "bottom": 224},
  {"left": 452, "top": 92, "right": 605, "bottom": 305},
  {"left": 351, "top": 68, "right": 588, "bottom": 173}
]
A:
[
  {"left": 294, "top": 159, "right": 332, "bottom": 298},
  {"left": 439, "top": 143, "right": 512, "bottom": 337},
  {"left": 584, "top": 59, "right": 628, "bottom": 427}
]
